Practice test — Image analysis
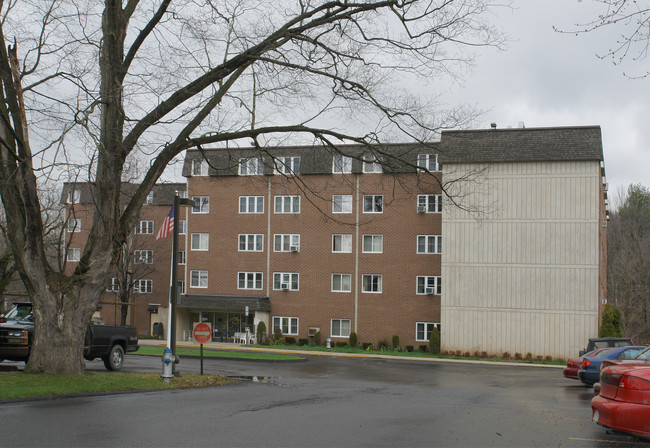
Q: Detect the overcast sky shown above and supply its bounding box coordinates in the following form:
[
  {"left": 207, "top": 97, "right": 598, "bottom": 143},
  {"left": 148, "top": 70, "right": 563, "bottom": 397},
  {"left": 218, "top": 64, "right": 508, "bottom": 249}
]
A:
[{"left": 438, "top": 0, "right": 650, "bottom": 200}]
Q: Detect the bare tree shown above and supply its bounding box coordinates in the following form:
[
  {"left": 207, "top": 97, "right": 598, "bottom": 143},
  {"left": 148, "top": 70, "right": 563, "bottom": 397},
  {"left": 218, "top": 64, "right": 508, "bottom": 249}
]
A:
[{"left": 0, "top": 0, "right": 505, "bottom": 374}]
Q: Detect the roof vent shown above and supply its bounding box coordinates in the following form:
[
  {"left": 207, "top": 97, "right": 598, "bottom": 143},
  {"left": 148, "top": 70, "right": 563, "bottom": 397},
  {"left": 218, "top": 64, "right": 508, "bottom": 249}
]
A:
[{"left": 490, "top": 122, "right": 497, "bottom": 129}]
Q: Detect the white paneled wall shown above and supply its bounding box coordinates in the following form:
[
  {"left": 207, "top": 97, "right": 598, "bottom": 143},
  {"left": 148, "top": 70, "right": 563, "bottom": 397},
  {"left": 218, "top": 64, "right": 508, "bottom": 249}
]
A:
[{"left": 442, "top": 161, "right": 600, "bottom": 359}]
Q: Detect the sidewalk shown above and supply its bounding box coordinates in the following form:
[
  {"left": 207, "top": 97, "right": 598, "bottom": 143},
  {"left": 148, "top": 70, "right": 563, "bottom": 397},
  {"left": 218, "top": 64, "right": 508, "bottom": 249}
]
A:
[{"left": 138, "top": 338, "right": 563, "bottom": 368}]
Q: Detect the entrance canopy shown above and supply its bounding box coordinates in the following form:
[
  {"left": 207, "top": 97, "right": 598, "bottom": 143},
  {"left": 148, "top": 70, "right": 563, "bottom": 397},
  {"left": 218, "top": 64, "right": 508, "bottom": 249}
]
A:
[{"left": 177, "top": 294, "right": 270, "bottom": 312}]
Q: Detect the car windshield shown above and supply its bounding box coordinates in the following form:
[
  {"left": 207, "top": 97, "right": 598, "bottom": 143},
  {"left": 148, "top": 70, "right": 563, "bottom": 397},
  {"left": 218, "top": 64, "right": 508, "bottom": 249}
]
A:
[
  {"left": 4, "top": 304, "right": 33, "bottom": 324},
  {"left": 633, "top": 346, "right": 650, "bottom": 361}
]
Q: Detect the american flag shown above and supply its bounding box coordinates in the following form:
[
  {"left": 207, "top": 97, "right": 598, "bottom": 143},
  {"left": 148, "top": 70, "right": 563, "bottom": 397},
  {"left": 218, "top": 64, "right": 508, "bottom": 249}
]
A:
[{"left": 156, "top": 205, "right": 174, "bottom": 240}]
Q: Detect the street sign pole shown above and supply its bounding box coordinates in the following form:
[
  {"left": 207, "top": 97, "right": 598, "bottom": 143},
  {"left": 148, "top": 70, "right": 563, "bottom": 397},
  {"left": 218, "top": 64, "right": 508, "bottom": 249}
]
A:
[{"left": 200, "top": 344, "right": 204, "bottom": 375}]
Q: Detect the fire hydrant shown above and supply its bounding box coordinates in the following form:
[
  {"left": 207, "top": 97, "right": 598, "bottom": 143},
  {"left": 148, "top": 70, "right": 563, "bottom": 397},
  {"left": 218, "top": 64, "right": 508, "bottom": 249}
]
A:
[{"left": 161, "top": 347, "right": 176, "bottom": 383}]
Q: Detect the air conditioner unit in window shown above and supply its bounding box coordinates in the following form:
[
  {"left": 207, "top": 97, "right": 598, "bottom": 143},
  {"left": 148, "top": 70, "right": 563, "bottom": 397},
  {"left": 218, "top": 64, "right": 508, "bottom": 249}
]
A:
[
  {"left": 417, "top": 205, "right": 426, "bottom": 213},
  {"left": 425, "top": 288, "right": 434, "bottom": 295},
  {"left": 290, "top": 245, "right": 299, "bottom": 252},
  {"left": 281, "top": 283, "right": 290, "bottom": 290}
]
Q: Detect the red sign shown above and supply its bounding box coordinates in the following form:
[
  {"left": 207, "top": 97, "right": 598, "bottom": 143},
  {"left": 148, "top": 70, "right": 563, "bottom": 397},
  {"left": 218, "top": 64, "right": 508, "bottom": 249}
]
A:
[{"left": 193, "top": 322, "right": 212, "bottom": 344}]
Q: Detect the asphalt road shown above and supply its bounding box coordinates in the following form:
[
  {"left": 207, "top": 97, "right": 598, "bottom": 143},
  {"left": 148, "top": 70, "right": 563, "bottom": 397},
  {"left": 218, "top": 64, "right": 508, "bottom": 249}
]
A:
[{"left": 1, "top": 353, "right": 647, "bottom": 447}]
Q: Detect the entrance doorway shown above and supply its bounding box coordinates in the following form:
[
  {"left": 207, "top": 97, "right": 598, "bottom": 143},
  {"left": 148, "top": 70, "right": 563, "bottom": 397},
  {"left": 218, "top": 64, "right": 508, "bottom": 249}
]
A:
[{"left": 188, "top": 310, "right": 254, "bottom": 342}]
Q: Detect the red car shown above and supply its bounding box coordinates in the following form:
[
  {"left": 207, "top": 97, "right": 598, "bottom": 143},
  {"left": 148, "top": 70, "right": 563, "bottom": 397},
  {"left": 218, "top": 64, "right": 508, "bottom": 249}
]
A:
[
  {"left": 563, "top": 348, "right": 609, "bottom": 380},
  {"left": 592, "top": 364, "right": 650, "bottom": 439}
]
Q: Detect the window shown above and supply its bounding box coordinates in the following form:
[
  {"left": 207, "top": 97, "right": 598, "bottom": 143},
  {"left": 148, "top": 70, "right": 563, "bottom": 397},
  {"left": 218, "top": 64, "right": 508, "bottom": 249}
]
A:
[
  {"left": 178, "top": 250, "right": 186, "bottom": 265},
  {"left": 107, "top": 278, "right": 120, "bottom": 292},
  {"left": 332, "top": 274, "right": 351, "bottom": 292},
  {"left": 274, "top": 195, "right": 300, "bottom": 213},
  {"left": 416, "top": 322, "right": 440, "bottom": 342},
  {"left": 417, "top": 235, "right": 442, "bottom": 254},
  {"left": 417, "top": 154, "right": 441, "bottom": 172},
  {"left": 417, "top": 276, "right": 441, "bottom": 295},
  {"left": 239, "top": 196, "right": 264, "bottom": 214},
  {"left": 362, "top": 274, "right": 382, "bottom": 293},
  {"left": 190, "top": 270, "right": 208, "bottom": 288},
  {"left": 191, "top": 233, "right": 209, "bottom": 251},
  {"left": 239, "top": 157, "right": 264, "bottom": 175},
  {"left": 135, "top": 220, "right": 154, "bottom": 234},
  {"left": 273, "top": 272, "right": 299, "bottom": 291},
  {"left": 362, "top": 235, "right": 383, "bottom": 253},
  {"left": 134, "top": 250, "right": 153, "bottom": 264},
  {"left": 273, "top": 316, "right": 298, "bottom": 335},
  {"left": 67, "top": 189, "right": 81, "bottom": 204},
  {"left": 134, "top": 279, "right": 153, "bottom": 294},
  {"left": 333, "top": 195, "right": 352, "bottom": 214},
  {"left": 239, "top": 234, "right": 264, "bottom": 252},
  {"left": 145, "top": 191, "right": 154, "bottom": 205},
  {"left": 274, "top": 234, "right": 300, "bottom": 252},
  {"left": 275, "top": 157, "right": 300, "bottom": 175},
  {"left": 331, "top": 319, "right": 351, "bottom": 337},
  {"left": 178, "top": 220, "right": 186, "bottom": 235},
  {"left": 67, "top": 248, "right": 81, "bottom": 262},
  {"left": 363, "top": 155, "right": 382, "bottom": 173},
  {"left": 178, "top": 190, "right": 188, "bottom": 199},
  {"left": 192, "top": 196, "right": 209, "bottom": 214},
  {"left": 67, "top": 218, "right": 81, "bottom": 233},
  {"left": 177, "top": 280, "right": 186, "bottom": 295},
  {"left": 238, "top": 272, "right": 263, "bottom": 290},
  {"left": 332, "top": 155, "right": 352, "bottom": 174},
  {"left": 332, "top": 234, "right": 352, "bottom": 253},
  {"left": 363, "top": 195, "right": 383, "bottom": 213},
  {"left": 192, "top": 159, "right": 208, "bottom": 176},
  {"left": 417, "top": 194, "right": 442, "bottom": 213}
]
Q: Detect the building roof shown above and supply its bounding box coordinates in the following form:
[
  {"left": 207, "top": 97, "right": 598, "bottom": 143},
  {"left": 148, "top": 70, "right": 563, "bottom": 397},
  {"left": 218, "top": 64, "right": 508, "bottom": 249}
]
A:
[
  {"left": 178, "top": 294, "right": 271, "bottom": 312},
  {"left": 61, "top": 182, "right": 186, "bottom": 206},
  {"left": 438, "top": 126, "right": 603, "bottom": 164}
]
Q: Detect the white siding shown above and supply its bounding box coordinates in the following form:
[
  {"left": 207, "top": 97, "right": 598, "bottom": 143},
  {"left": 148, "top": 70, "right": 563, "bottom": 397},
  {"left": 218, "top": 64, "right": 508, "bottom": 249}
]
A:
[{"left": 442, "top": 161, "right": 600, "bottom": 359}]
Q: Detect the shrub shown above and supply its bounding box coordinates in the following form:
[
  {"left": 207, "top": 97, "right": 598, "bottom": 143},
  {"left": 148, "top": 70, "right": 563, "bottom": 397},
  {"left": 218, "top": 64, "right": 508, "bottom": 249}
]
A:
[
  {"left": 349, "top": 332, "right": 358, "bottom": 347},
  {"left": 313, "top": 331, "right": 321, "bottom": 346},
  {"left": 429, "top": 327, "right": 440, "bottom": 354},
  {"left": 525, "top": 352, "right": 532, "bottom": 360},
  {"left": 284, "top": 336, "right": 296, "bottom": 345},
  {"left": 377, "top": 338, "right": 389, "bottom": 349},
  {"left": 481, "top": 351, "right": 488, "bottom": 358},
  {"left": 298, "top": 338, "right": 308, "bottom": 346},
  {"left": 406, "top": 345, "right": 414, "bottom": 352},
  {"left": 600, "top": 304, "right": 623, "bottom": 337},
  {"left": 392, "top": 335, "right": 400, "bottom": 348},
  {"left": 419, "top": 345, "right": 428, "bottom": 352},
  {"left": 514, "top": 353, "right": 522, "bottom": 360},
  {"left": 362, "top": 342, "right": 373, "bottom": 350},
  {"left": 336, "top": 341, "right": 347, "bottom": 348},
  {"left": 256, "top": 321, "right": 267, "bottom": 345},
  {"left": 545, "top": 356, "right": 553, "bottom": 362},
  {"left": 502, "top": 351, "right": 511, "bottom": 360}
]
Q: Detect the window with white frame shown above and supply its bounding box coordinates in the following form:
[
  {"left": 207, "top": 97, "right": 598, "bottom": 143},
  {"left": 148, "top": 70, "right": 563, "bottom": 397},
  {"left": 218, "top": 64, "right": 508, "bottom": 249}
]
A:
[
  {"left": 134, "top": 279, "right": 153, "bottom": 294},
  {"left": 274, "top": 195, "right": 300, "bottom": 213},
  {"left": 67, "top": 218, "right": 81, "bottom": 233},
  {"left": 134, "top": 250, "right": 154, "bottom": 264},
  {"left": 107, "top": 278, "right": 120, "bottom": 292},
  {"left": 177, "top": 280, "right": 186, "bottom": 295},
  {"left": 178, "top": 190, "right": 188, "bottom": 199},
  {"left": 135, "top": 220, "right": 154, "bottom": 234},
  {"left": 273, "top": 316, "right": 298, "bottom": 335},
  {"left": 274, "top": 234, "right": 300, "bottom": 252},
  {"left": 417, "top": 194, "right": 442, "bottom": 213},
  {"left": 363, "top": 195, "right": 383, "bottom": 213},
  {"left": 332, "top": 234, "right": 352, "bottom": 253},
  {"left": 273, "top": 272, "right": 299, "bottom": 291},
  {"left": 417, "top": 235, "right": 442, "bottom": 254},
  {"left": 362, "top": 234, "right": 383, "bottom": 253},
  {"left": 332, "top": 155, "right": 352, "bottom": 174},
  {"left": 145, "top": 191, "right": 154, "bottom": 205},
  {"left": 333, "top": 195, "right": 352, "bottom": 214},
  {"left": 239, "top": 234, "right": 264, "bottom": 252},
  {"left": 239, "top": 157, "right": 264, "bottom": 175},
  {"left": 192, "top": 196, "right": 210, "bottom": 214},
  {"left": 416, "top": 322, "right": 440, "bottom": 341},
  {"left": 332, "top": 274, "right": 351, "bottom": 292},
  {"left": 363, "top": 154, "right": 382, "bottom": 173},
  {"left": 67, "top": 189, "right": 81, "bottom": 204},
  {"left": 238, "top": 272, "right": 263, "bottom": 290},
  {"left": 331, "top": 319, "right": 351, "bottom": 337},
  {"left": 417, "top": 276, "right": 441, "bottom": 295},
  {"left": 192, "top": 159, "right": 208, "bottom": 176},
  {"left": 274, "top": 157, "right": 300, "bottom": 175},
  {"left": 191, "top": 233, "right": 209, "bottom": 251},
  {"left": 362, "top": 274, "right": 382, "bottom": 293},
  {"left": 178, "top": 220, "right": 186, "bottom": 235},
  {"left": 239, "top": 196, "right": 264, "bottom": 214},
  {"left": 67, "top": 248, "right": 81, "bottom": 262},
  {"left": 417, "top": 154, "right": 441, "bottom": 172},
  {"left": 178, "top": 250, "right": 186, "bottom": 265},
  {"left": 190, "top": 270, "right": 208, "bottom": 288}
]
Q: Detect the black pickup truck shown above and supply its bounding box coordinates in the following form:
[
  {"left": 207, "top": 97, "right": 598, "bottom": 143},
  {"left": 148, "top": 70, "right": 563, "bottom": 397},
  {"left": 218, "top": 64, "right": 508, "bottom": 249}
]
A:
[{"left": 0, "top": 302, "right": 139, "bottom": 370}]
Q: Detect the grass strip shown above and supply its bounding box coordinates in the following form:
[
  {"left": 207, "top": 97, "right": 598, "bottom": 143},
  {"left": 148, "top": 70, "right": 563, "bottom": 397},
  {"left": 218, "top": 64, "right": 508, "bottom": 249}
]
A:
[
  {"left": 0, "top": 372, "right": 234, "bottom": 400},
  {"left": 136, "top": 345, "right": 302, "bottom": 360}
]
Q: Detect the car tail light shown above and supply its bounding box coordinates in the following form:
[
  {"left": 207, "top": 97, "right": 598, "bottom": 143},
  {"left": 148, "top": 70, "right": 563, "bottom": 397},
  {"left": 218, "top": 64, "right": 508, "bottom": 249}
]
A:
[
  {"left": 619, "top": 375, "right": 650, "bottom": 390},
  {"left": 582, "top": 359, "right": 591, "bottom": 368},
  {"left": 600, "top": 372, "right": 622, "bottom": 386}
]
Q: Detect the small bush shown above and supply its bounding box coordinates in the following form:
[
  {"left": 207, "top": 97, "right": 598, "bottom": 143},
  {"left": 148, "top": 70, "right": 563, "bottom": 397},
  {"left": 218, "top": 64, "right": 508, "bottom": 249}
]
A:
[
  {"left": 362, "top": 342, "right": 373, "bottom": 350},
  {"left": 502, "top": 351, "right": 511, "bottom": 360},
  {"left": 455, "top": 350, "right": 462, "bottom": 357},
  {"left": 349, "top": 332, "right": 358, "bottom": 347},
  {"left": 406, "top": 345, "right": 414, "bottom": 352},
  {"left": 514, "top": 352, "right": 522, "bottom": 360},
  {"left": 298, "top": 338, "right": 308, "bottom": 346},
  {"left": 472, "top": 351, "right": 480, "bottom": 358},
  {"left": 377, "top": 338, "right": 389, "bottom": 349},
  {"left": 429, "top": 327, "right": 441, "bottom": 354},
  {"left": 536, "top": 355, "right": 543, "bottom": 361},
  {"left": 392, "top": 335, "right": 400, "bottom": 348},
  {"left": 272, "top": 328, "right": 284, "bottom": 345},
  {"left": 419, "top": 345, "right": 428, "bottom": 352},
  {"left": 336, "top": 341, "right": 347, "bottom": 348},
  {"left": 284, "top": 336, "right": 296, "bottom": 345},
  {"left": 525, "top": 352, "right": 532, "bottom": 360},
  {"left": 481, "top": 351, "right": 488, "bottom": 358},
  {"left": 545, "top": 355, "right": 553, "bottom": 362},
  {"left": 313, "top": 331, "right": 321, "bottom": 346},
  {"left": 256, "top": 321, "right": 267, "bottom": 345}
]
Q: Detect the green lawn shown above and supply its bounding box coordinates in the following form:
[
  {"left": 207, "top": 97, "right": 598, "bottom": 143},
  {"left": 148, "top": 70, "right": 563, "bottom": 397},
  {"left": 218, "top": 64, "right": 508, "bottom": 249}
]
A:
[{"left": 136, "top": 345, "right": 303, "bottom": 361}]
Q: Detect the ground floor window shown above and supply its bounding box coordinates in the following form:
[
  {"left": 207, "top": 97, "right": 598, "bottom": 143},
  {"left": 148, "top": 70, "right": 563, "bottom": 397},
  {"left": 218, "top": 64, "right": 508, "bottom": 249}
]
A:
[
  {"left": 416, "top": 322, "right": 440, "bottom": 341},
  {"left": 273, "top": 316, "right": 298, "bottom": 335},
  {"left": 331, "top": 319, "right": 351, "bottom": 337}
]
